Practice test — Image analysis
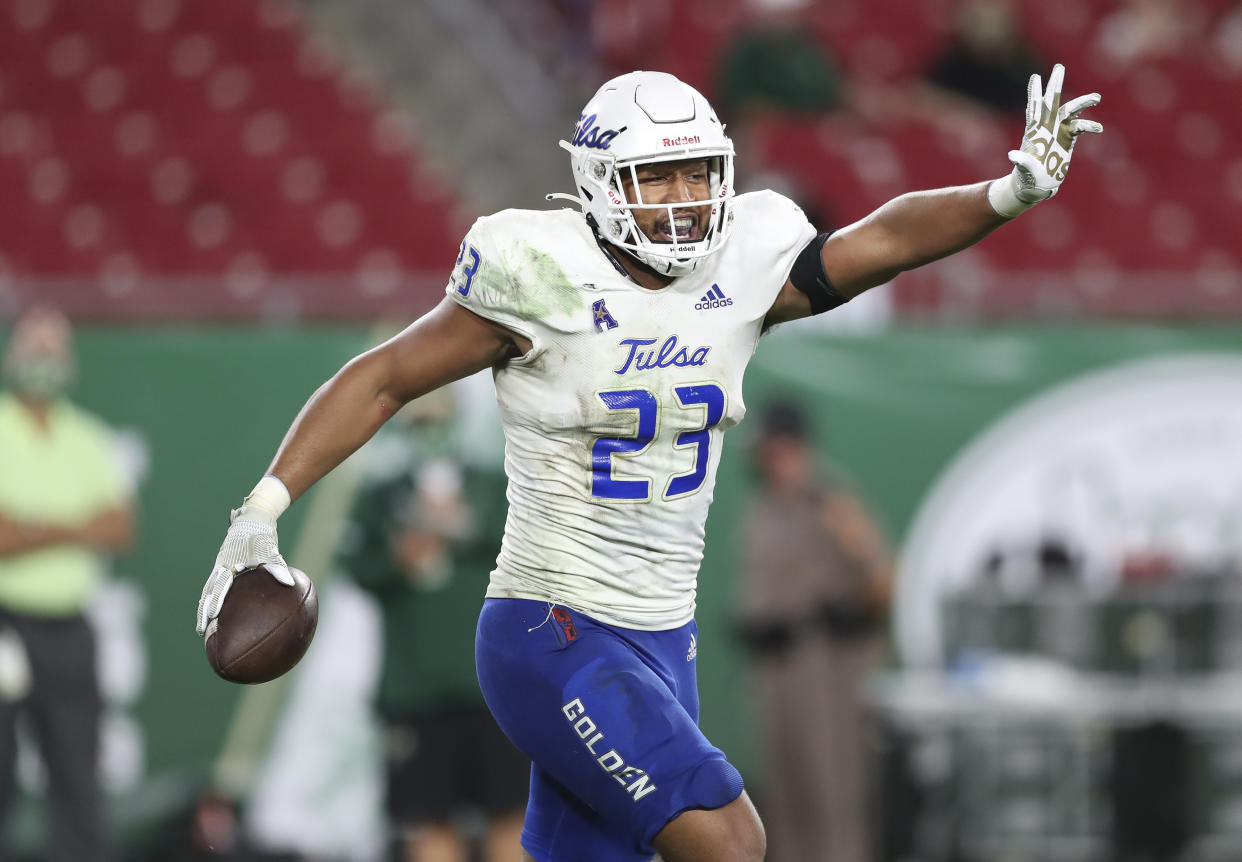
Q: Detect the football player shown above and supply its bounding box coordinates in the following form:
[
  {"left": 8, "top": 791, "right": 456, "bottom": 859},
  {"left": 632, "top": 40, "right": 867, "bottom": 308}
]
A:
[{"left": 197, "top": 67, "right": 1100, "bottom": 862}]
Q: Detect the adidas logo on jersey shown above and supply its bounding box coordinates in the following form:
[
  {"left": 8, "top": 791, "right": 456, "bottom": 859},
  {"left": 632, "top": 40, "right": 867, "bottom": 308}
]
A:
[{"left": 695, "top": 284, "right": 732, "bottom": 310}]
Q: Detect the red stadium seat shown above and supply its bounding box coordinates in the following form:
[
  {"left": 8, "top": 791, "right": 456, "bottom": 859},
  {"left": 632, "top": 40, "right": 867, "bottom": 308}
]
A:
[{"left": 0, "top": 0, "right": 461, "bottom": 318}]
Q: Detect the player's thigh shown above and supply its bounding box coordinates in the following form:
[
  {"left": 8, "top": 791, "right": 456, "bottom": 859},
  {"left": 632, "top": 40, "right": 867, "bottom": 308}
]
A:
[{"left": 476, "top": 599, "right": 745, "bottom": 858}]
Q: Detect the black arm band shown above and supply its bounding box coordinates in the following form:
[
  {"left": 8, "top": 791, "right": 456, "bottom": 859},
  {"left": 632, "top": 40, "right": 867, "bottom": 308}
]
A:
[{"left": 789, "top": 232, "right": 847, "bottom": 316}]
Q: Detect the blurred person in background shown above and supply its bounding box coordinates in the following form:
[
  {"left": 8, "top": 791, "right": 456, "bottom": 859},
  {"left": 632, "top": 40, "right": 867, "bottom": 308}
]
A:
[
  {"left": 715, "top": 0, "right": 845, "bottom": 124},
  {"left": 851, "top": 0, "right": 1041, "bottom": 146},
  {"left": 0, "top": 306, "right": 135, "bottom": 862},
  {"left": 338, "top": 388, "right": 527, "bottom": 862},
  {"left": 714, "top": 0, "right": 846, "bottom": 206},
  {"left": 1094, "top": 0, "right": 1206, "bottom": 68},
  {"left": 735, "top": 402, "right": 891, "bottom": 862},
  {"left": 920, "top": 0, "right": 1044, "bottom": 115},
  {"left": 1212, "top": 1, "right": 1242, "bottom": 71},
  {"left": 198, "top": 63, "right": 1101, "bottom": 862}
]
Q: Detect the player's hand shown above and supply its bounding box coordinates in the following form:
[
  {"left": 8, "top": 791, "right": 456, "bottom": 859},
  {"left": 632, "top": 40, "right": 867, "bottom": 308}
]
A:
[
  {"left": 195, "top": 504, "right": 294, "bottom": 636},
  {"left": 988, "top": 63, "right": 1103, "bottom": 218}
]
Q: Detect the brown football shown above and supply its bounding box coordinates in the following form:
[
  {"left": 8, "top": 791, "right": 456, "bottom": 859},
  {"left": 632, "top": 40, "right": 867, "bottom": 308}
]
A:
[{"left": 205, "top": 566, "right": 318, "bottom": 684}]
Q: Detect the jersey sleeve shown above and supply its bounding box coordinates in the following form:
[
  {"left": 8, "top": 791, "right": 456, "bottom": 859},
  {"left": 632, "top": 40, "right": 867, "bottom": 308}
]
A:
[
  {"left": 730, "top": 190, "right": 819, "bottom": 318},
  {"left": 767, "top": 191, "right": 819, "bottom": 287},
  {"left": 444, "top": 215, "right": 537, "bottom": 347}
]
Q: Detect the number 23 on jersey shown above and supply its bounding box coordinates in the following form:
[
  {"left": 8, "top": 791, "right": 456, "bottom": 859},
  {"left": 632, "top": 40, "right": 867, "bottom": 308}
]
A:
[
  {"left": 452, "top": 243, "right": 481, "bottom": 296},
  {"left": 591, "top": 383, "right": 725, "bottom": 502}
]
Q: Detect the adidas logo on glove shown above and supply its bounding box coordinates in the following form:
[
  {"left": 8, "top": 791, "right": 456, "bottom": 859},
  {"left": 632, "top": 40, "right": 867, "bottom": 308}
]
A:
[{"left": 694, "top": 284, "right": 733, "bottom": 310}]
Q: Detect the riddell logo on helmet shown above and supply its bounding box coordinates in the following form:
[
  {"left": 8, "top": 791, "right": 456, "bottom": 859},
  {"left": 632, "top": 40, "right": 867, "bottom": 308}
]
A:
[{"left": 662, "top": 135, "right": 701, "bottom": 147}]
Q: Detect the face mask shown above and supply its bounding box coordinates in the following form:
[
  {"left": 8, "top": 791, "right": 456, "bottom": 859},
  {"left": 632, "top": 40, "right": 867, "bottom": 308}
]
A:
[{"left": 4, "top": 357, "right": 74, "bottom": 400}]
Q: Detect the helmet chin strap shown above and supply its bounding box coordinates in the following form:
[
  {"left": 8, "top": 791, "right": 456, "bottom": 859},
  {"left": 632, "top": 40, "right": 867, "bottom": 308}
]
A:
[
  {"left": 583, "top": 215, "right": 683, "bottom": 282},
  {"left": 585, "top": 216, "right": 647, "bottom": 282},
  {"left": 631, "top": 223, "right": 708, "bottom": 277},
  {"left": 626, "top": 245, "right": 676, "bottom": 277},
  {"left": 549, "top": 191, "right": 665, "bottom": 278},
  {"left": 557, "top": 190, "right": 707, "bottom": 280}
]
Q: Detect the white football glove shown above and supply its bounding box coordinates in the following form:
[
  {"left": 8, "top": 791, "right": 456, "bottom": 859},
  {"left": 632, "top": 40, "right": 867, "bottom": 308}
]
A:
[
  {"left": 196, "top": 477, "right": 294, "bottom": 637},
  {"left": 988, "top": 63, "right": 1103, "bottom": 218}
]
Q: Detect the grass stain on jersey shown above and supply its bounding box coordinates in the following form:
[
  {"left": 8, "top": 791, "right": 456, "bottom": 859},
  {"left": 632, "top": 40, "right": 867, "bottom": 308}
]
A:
[{"left": 505, "top": 243, "right": 583, "bottom": 320}]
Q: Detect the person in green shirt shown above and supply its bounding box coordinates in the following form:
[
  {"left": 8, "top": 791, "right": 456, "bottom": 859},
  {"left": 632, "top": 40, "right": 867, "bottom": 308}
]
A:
[
  {"left": 337, "top": 388, "right": 527, "bottom": 862},
  {"left": 0, "top": 306, "right": 135, "bottom": 862},
  {"left": 715, "top": 5, "right": 844, "bottom": 123}
]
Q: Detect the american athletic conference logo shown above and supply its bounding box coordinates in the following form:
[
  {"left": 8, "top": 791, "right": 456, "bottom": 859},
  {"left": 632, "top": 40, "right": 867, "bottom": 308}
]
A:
[{"left": 695, "top": 284, "right": 732, "bottom": 310}]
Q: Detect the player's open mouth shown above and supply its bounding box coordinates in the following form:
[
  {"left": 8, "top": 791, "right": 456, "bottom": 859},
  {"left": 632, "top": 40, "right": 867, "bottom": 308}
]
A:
[{"left": 650, "top": 213, "right": 702, "bottom": 243}]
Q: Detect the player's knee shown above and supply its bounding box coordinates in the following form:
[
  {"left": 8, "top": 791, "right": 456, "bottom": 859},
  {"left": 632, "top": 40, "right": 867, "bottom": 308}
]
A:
[
  {"left": 688, "top": 762, "right": 763, "bottom": 860},
  {"left": 723, "top": 812, "right": 765, "bottom": 861},
  {"left": 653, "top": 790, "right": 766, "bottom": 862},
  {"left": 725, "top": 795, "right": 766, "bottom": 861}
]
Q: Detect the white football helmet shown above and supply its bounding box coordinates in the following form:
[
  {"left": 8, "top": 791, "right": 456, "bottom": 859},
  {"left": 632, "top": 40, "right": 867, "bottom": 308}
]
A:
[{"left": 551, "top": 71, "right": 735, "bottom": 277}]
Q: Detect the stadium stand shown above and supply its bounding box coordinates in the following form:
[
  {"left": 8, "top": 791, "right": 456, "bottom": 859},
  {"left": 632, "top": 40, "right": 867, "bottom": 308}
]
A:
[
  {"left": 0, "top": 0, "right": 460, "bottom": 319},
  {"left": 601, "top": 0, "right": 1241, "bottom": 318},
  {"left": 0, "top": 0, "right": 1237, "bottom": 319}
]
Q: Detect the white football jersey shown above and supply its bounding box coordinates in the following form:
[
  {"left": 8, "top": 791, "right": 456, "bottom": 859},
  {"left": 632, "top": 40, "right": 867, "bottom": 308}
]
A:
[{"left": 445, "top": 190, "right": 816, "bottom": 629}]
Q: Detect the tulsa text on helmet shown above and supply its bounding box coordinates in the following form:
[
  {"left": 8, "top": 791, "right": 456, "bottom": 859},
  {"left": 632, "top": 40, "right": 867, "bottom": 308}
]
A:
[{"left": 573, "top": 114, "right": 625, "bottom": 150}]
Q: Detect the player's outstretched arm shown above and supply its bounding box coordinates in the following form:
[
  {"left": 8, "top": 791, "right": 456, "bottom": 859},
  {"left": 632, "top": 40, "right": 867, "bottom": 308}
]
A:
[
  {"left": 196, "top": 298, "right": 520, "bottom": 635},
  {"left": 767, "top": 63, "right": 1101, "bottom": 324},
  {"left": 265, "top": 297, "right": 521, "bottom": 502},
  {"left": 827, "top": 62, "right": 1101, "bottom": 296}
]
